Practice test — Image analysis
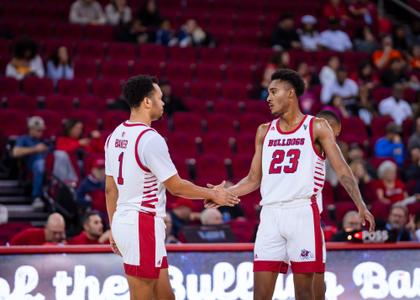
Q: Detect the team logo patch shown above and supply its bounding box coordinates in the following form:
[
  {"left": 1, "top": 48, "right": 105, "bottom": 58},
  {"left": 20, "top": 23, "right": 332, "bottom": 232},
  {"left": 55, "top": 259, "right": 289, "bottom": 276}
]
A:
[
  {"left": 303, "top": 125, "right": 308, "bottom": 130},
  {"left": 122, "top": 131, "right": 126, "bottom": 137},
  {"left": 270, "top": 127, "right": 275, "bottom": 131},
  {"left": 300, "top": 249, "right": 314, "bottom": 260}
]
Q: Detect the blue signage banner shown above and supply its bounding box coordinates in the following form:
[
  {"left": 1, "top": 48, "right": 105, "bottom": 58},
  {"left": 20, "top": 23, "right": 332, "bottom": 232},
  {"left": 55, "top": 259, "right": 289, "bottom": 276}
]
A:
[{"left": 0, "top": 246, "right": 419, "bottom": 300}]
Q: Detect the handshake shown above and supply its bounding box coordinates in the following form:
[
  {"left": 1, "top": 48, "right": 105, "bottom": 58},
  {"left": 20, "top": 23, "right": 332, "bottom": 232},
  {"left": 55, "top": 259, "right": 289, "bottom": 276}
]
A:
[{"left": 204, "top": 180, "right": 240, "bottom": 208}]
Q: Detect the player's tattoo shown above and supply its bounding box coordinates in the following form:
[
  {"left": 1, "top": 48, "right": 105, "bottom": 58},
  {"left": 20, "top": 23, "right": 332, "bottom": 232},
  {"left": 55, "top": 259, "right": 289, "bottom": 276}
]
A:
[{"left": 340, "top": 174, "right": 364, "bottom": 207}]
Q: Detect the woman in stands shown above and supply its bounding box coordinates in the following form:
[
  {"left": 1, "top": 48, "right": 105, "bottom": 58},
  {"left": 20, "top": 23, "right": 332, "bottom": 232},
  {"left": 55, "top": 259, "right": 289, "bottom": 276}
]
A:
[{"left": 47, "top": 46, "right": 74, "bottom": 84}]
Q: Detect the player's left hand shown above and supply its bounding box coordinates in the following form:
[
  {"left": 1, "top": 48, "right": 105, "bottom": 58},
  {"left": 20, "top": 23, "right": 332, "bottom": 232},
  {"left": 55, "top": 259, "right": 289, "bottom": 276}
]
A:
[{"left": 359, "top": 207, "right": 375, "bottom": 232}]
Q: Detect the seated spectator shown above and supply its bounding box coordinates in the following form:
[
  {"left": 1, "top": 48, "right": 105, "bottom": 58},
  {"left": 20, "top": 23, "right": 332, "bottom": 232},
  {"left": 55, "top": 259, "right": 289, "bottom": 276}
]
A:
[
  {"left": 332, "top": 211, "right": 362, "bottom": 241},
  {"left": 408, "top": 44, "right": 420, "bottom": 70},
  {"left": 380, "top": 58, "right": 409, "bottom": 87},
  {"left": 358, "top": 84, "right": 375, "bottom": 125},
  {"left": 105, "top": 0, "right": 132, "bottom": 26},
  {"left": 116, "top": 19, "right": 149, "bottom": 44},
  {"left": 408, "top": 116, "right": 420, "bottom": 151},
  {"left": 271, "top": 13, "right": 301, "bottom": 50},
  {"left": 12, "top": 116, "right": 50, "bottom": 209},
  {"left": 320, "top": 56, "right": 340, "bottom": 87},
  {"left": 76, "top": 157, "right": 106, "bottom": 213},
  {"left": 9, "top": 213, "right": 66, "bottom": 245},
  {"left": 373, "top": 35, "right": 403, "bottom": 70},
  {"left": 375, "top": 160, "right": 408, "bottom": 205},
  {"left": 137, "top": 0, "right": 162, "bottom": 29},
  {"left": 382, "top": 204, "right": 415, "bottom": 241},
  {"left": 298, "top": 15, "right": 320, "bottom": 51},
  {"left": 350, "top": 159, "right": 376, "bottom": 200},
  {"left": 354, "top": 26, "right": 378, "bottom": 54},
  {"left": 69, "top": 211, "right": 109, "bottom": 244},
  {"left": 6, "top": 37, "right": 44, "bottom": 80},
  {"left": 318, "top": 18, "right": 352, "bottom": 52},
  {"left": 356, "top": 61, "right": 379, "bottom": 90},
  {"left": 178, "top": 19, "right": 214, "bottom": 48},
  {"left": 161, "top": 79, "right": 188, "bottom": 116},
  {"left": 374, "top": 124, "right": 405, "bottom": 166},
  {"left": 164, "top": 214, "right": 178, "bottom": 244},
  {"left": 378, "top": 83, "right": 412, "bottom": 125},
  {"left": 70, "top": 0, "right": 106, "bottom": 25},
  {"left": 47, "top": 46, "right": 74, "bottom": 84},
  {"left": 321, "top": 68, "right": 359, "bottom": 114},
  {"left": 168, "top": 198, "right": 199, "bottom": 238},
  {"left": 404, "top": 147, "right": 420, "bottom": 182},
  {"left": 200, "top": 208, "right": 223, "bottom": 225},
  {"left": 156, "top": 19, "right": 178, "bottom": 46},
  {"left": 260, "top": 51, "right": 290, "bottom": 99},
  {"left": 298, "top": 64, "right": 319, "bottom": 115},
  {"left": 322, "top": 0, "right": 349, "bottom": 21},
  {"left": 392, "top": 25, "right": 410, "bottom": 52},
  {"left": 348, "top": 0, "right": 377, "bottom": 26}
]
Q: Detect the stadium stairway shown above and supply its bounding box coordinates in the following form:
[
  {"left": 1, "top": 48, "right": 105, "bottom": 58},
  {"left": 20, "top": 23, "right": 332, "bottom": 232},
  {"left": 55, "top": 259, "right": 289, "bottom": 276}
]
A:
[{"left": 0, "top": 180, "right": 47, "bottom": 226}]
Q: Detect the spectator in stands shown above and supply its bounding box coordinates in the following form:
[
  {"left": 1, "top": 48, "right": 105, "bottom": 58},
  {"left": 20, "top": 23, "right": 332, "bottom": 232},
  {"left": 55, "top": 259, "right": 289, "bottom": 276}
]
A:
[
  {"left": 348, "top": 0, "right": 377, "bottom": 26},
  {"left": 356, "top": 61, "right": 379, "bottom": 90},
  {"left": 161, "top": 79, "right": 188, "bottom": 116},
  {"left": 69, "top": 0, "right": 106, "bottom": 25},
  {"left": 260, "top": 52, "right": 290, "bottom": 99},
  {"left": 298, "top": 15, "right": 319, "bottom": 51},
  {"left": 271, "top": 13, "right": 301, "bottom": 50},
  {"left": 332, "top": 211, "right": 362, "bottom": 241},
  {"left": 321, "top": 68, "right": 359, "bottom": 115},
  {"left": 9, "top": 213, "right": 66, "bottom": 245},
  {"left": 156, "top": 19, "right": 178, "bottom": 46},
  {"left": 298, "top": 63, "right": 319, "bottom": 114},
  {"left": 320, "top": 56, "right": 340, "bottom": 87},
  {"left": 164, "top": 214, "right": 178, "bottom": 244},
  {"left": 178, "top": 19, "right": 214, "bottom": 48},
  {"left": 6, "top": 37, "right": 44, "bottom": 80},
  {"left": 380, "top": 58, "right": 409, "bottom": 87},
  {"left": 69, "top": 211, "right": 109, "bottom": 244},
  {"left": 354, "top": 26, "right": 378, "bottom": 54},
  {"left": 318, "top": 18, "right": 353, "bottom": 52},
  {"left": 76, "top": 156, "right": 106, "bottom": 213},
  {"left": 137, "top": 0, "right": 162, "bottom": 28},
  {"left": 116, "top": 19, "right": 149, "bottom": 44},
  {"left": 200, "top": 208, "right": 224, "bottom": 225},
  {"left": 168, "top": 198, "right": 200, "bottom": 238},
  {"left": 373, "top": 35, "right": 403, "bottom": 70},
  {"left": 392, "top": 25, "right": 410, "bottom": 52},
  {"left": 375, "top": 160, "right": 408, "bottom": 205},
  {"left": 404, "top": 147, "right": 420, "bottom": 182},
  {"left": 408, "top": 116, "right": 420, "bottom": 151},
  {"left": 358, "top": 83, "right": 375, "bottom": 125},
  {"left": 12, "top": 116, "right": 50, "bottom": 210},
  {"left": 408, "top": 44, "right": 420, "bottom": 70},
  {"left": 105, "top": 0, "right": 132, "bottom": 26},
  {"left": 46, "top": 47, "right": 74, "bottom": 84},
  {"left": 350, "top": 159, "right": 376, "bottom": 200},
  {"left": 375, "top": 124, "right": 405, "bottom": 166},
  {"left": 378, "top": 83, "right": 413, "bottom": 125},
  {"left": 322, "top": 0, "right": 349, "bottom": 21},
  {"left": 384, "top": 204, "right": 415, "bottom": 241}
]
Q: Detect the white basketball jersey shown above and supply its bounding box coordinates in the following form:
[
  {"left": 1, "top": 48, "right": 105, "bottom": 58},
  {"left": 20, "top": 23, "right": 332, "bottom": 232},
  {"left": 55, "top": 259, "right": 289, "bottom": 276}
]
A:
[
  {"left": 105, "top": 121, "right": 177, "bottom": 218},
  {"left": 260, "top": 115, "right": 326, "bottom": 208}
]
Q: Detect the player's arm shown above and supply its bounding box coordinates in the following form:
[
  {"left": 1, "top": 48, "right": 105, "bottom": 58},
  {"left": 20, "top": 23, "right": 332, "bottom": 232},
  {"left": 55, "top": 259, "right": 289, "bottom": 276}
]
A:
[
  {"left": 164, "top": 175, "right": 239, "bottom": 207},
  {"left": 313, "top": 118, "right": 375, "bottom": 231},
  {"left": 226, "top": 123, "right": 267, "bottom": 196},
  {"left": 105, "top": 175, "right": 121, "bottom": 255}
]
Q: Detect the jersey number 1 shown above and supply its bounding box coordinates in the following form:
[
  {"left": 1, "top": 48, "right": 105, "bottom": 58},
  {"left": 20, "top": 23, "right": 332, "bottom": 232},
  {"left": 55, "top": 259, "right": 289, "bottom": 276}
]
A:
[
  {"left": 269, "top": 149, "right": 301, "bottom": 174},
  {"left": 117, "top": 152, "right": 124, "bottom": 185}
]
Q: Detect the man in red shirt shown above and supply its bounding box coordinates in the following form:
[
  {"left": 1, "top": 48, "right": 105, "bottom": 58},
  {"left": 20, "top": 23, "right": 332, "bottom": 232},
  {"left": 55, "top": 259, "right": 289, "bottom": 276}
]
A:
[
  {"left": 69, "top": 211, "right": 109, "bottom": 245},
  {"left": 9, "top": 213, "right": 66, "bottom": 245}
]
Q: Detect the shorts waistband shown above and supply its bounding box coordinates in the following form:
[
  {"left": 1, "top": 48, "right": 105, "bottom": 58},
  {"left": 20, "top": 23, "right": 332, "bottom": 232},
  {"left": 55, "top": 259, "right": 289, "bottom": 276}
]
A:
[{"left": 262, "top": 198, "right": 315, "bottom": 209}]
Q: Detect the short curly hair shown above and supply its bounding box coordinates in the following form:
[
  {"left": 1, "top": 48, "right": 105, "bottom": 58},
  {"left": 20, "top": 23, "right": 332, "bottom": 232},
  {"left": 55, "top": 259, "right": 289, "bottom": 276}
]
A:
[
  {"left": 271, "top": 68, "right": 305, "bottom": 97},
  {"left": 122, "top": 75, "right": 158, "bottom": 108}
]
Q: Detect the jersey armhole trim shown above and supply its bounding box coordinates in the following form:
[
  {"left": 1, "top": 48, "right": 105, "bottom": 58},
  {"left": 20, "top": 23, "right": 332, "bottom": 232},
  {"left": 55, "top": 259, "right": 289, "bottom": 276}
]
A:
[
  {"left": 309, "top": 117, "right": 326, "bottom": 160},
  {"left": 135, "top": 129, "right": 155, "bottom": 172},
  {"left": 262, "top": 121, "right": 272, "bottom": 145},
  {"left": 105, "top": 132, "right": 113, "bottom": 149}
]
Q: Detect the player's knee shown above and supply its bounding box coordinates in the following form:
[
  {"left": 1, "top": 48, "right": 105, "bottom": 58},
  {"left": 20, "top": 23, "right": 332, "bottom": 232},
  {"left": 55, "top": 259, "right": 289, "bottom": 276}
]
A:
[
  {"left": 253, "top": 287, "right": 272, "bottom": 300},
  {"left": 314, "top": 283, "right": 326, "bottom": 300},
  {"left": 156, "top": 292, "right": 175, "bottom": 300},
  {"left": 295, "top": 289, "right": 313, "bottom": 300}
]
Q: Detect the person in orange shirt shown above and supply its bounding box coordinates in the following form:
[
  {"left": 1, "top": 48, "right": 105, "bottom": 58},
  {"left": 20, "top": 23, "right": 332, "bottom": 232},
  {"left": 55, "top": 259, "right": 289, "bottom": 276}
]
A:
[{"left": 372, "top": 35, "right": 403, "bottom": 69}]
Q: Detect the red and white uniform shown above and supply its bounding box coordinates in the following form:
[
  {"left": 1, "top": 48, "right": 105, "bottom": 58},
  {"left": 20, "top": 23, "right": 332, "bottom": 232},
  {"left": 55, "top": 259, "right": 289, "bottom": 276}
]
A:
[
  {"left": 105, "top": 121, "right": 177, "bottom": 279},
  {"left": 254, "top": 115, "right": 327, "bottom": 274}
]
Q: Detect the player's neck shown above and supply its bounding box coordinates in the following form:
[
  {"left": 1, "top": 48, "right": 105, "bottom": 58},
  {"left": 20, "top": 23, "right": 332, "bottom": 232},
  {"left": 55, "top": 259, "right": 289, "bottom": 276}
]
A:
[
  {"left": 128, "top": 111, "right": 152, "bottom": 126},
  {"left": 279, "top": 109, "right": 304, "bottom": 127}
]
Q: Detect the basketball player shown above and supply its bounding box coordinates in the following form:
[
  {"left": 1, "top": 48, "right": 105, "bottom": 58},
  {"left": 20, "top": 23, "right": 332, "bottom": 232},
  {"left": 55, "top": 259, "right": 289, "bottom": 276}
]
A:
[
  {"left": 105, "top": 75, "right": 240, "bottom": 300},
  {"left": 207, "top": 69, "right": 374, "bottom": 300}
]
